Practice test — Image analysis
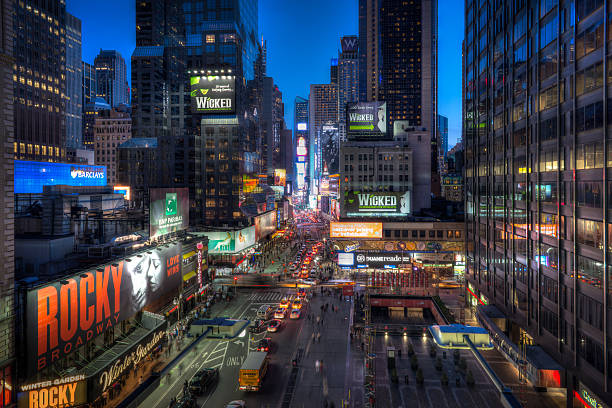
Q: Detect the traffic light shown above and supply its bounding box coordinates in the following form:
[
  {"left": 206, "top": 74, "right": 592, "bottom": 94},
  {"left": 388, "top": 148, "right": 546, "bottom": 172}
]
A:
[{"left": 234, "top": 276, "right": 238, "bottom": 283}]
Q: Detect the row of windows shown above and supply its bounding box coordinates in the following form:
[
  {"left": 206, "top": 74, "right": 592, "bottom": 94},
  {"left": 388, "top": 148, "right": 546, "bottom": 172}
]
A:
[{"left": 383, "top": 229, "right": 462, "bottom": 239}]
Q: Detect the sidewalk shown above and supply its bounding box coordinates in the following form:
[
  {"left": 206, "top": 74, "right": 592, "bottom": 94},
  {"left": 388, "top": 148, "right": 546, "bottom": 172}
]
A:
[{"left": 102, "top": 296, "right": 232, "bottom": 408}]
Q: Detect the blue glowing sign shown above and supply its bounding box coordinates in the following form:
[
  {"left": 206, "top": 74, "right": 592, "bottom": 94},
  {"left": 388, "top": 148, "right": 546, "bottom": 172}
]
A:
[{"left": 15, "top": 160, "right": 107, "bottom": 193}]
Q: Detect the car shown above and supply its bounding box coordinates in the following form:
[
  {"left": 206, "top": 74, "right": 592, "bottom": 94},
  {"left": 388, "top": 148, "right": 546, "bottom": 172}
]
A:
[
  {"left": 279, "top": 298, "right": 290, "bottom": 309},
  {"left": 257, "top": 337, "right": 273, "bottom": 352},
  {"left": 297, "top": 289, "right": 307, "bottom": 299},
  {"left": 301, "top": 279, "right": 317, "bottom": 286},
  {"left": 267, "top": 319, "right": 282, "bottom": 332},
  {"left": 289, "top": 309, "right": 301, "bottom": 319},
  {"left": 291, "top": 299, "right": 302, "bottom": 309},
  {"left": 189, "top": 367, "right": 219, "bottom": 395},
  {"left": 274, "top": 308, "right": 287, "bottom": 319},
  {"left": 249, "top": 319, "right": 267, "bottom": 334},
  {"left": 225, "top": 401, "right": 246, "bottom": 408}
]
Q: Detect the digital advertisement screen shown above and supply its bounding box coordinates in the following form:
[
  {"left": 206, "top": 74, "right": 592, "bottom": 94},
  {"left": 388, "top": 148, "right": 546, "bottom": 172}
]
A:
[
  {"left": 274, "top": 169, "right": 286, "bottom": 186},
  {"left": 149, "top": 188, "right": 189, "bottom": 239},
  {"left": 26, "top": 244, "right": 182, "bottom": 374},
  {"left": 330, "top": 222, "right": 383, "bottom": 238},
  {"left": 346, "top": 102, "right": 388, "bottom": 138},
  {"left": 190, "top": 75, "right": 235, "bottom": 114},
  {"left": 255, "top": 210, "right": 277, "bottom": 240},
  {"left": 14, "top": 160, "right": 107, "bottom": 194},
  {"left": 202, "top": 226, "right": 256, "bottom": 254},
  {"left": 338, "top": 251, "right": 412, "bottom": 268},
  {"left": 344, "top": 191, "right": 411, "bottom": 217}
]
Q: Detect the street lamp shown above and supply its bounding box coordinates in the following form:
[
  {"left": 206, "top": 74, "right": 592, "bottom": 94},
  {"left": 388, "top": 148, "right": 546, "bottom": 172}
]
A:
[{"left": 173, "top": 293, "right": 183, "bottom": 323}]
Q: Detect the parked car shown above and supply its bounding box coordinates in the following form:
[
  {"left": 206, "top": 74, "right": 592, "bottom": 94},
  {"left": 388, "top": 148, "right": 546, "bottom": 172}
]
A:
[
  {"left": 189, "top": 367, "right": 219, "bottom": 395},
  {"left": 225, "top": 401, "right": 246, "bottom": 408}
]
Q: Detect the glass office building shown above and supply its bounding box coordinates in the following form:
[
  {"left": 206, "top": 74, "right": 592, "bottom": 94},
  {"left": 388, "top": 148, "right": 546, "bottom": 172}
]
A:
[{"left": 464, "top": 0, "right": 612, "bottom": 402}]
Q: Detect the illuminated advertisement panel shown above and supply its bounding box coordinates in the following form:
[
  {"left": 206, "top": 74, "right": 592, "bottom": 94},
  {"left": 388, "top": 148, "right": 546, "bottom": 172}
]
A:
[
  {"left": 14, "top": 160, "right": 107, "bottom": 194},
  {"left": 296, "top": 136, "right": 307, "bottom": 156},
  {"left": 149, "top": 188, "right": 189, "bottom": 239},
  {"left": 330, "top": 222, "right": 383, "bottom": 238},
  {"left": 202, "top": 226, "right": 256, "bottom": 254},
  {"left": 255, "top": 211, "right": 277, "bottom": 240},
  {"left": 344, "top": 191, "right": 411, "bottom": 217},
  {"left": 297, "top": 123, "right": 307, "bottom": 131},
  {"left": 274, "top": 169, "right": 286, "bottom": 186},
  {"left": 346, "top": 102, "right": 388, "bottom": 138},
  {"left": 190, "top": 75, "right": 235, "bottom": 114},
  {"left": 26, "top": 244, "right": 182, "bottom": 374},
  {"left": 113, "top": 186, "right": 131, "bottom": 200},
  {"left": 18, "top": 376, "right": 87, "bottom": 408}
]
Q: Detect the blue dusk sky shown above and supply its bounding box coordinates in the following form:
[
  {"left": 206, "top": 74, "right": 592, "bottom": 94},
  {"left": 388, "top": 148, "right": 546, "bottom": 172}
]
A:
[{"left": 68, "top": 0, "right": 464, "bottom": 148}]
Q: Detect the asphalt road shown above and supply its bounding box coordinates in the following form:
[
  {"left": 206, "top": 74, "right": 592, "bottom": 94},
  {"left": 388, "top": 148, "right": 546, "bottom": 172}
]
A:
[{"left": 137, "top": 289, "right": 307, "bottom": 408}]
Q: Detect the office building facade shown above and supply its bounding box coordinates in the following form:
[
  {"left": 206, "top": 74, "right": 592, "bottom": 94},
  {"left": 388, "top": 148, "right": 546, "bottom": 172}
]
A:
[
  {"left": 294, "top": 96, "right": 309, "bottom": 192},
  {"left": 338, "top": 35, "right": 359, "bottom": 142},
  {"left": 65, "top": 13, "right": 82, "bottom": 149},
  {"left": 94, "top": 109, "right": 132, "bottom": 185},
  {"left": 0, "top": 0, "right": 14, "bottom": 403},
  {"left": 309, "top": 84, "right": 338, "bottom": 195},
  {"left": 94, "top": 50, "right": 128, "bottom": 107},
  {"left": 464, "top": 0, "right": 612, "bottom": 402},
  {"left": 13, "top": 0, "right": 67, "bottom": 161},
  {"left": 82, "top": 61, "right": 96, "bottom": 108},
  {"left": 437, "top": 113, "right": 448, "bottom": 173}
]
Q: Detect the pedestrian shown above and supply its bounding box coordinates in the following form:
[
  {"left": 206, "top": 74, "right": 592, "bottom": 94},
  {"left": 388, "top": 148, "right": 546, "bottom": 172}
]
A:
[
  {"left": 398, "top": 348, "right": 402, "bottom": 358},
  {"left": 317, "top": 332, "right": 321, "bottom": 343},
  {"left": 315, "top": 360, "right": 320, "bottom": 373},
  {"left": 138, "top": 375, "right": 143, "bottom": 385}
]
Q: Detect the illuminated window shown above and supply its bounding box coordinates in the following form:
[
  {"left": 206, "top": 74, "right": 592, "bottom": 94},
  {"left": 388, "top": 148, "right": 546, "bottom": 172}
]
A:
[
  {"left": 27, "top": 144, "right": 32, "bottom": 154},
  {"left": 206, "top": 34, "right": 215, "bottom": 43}
]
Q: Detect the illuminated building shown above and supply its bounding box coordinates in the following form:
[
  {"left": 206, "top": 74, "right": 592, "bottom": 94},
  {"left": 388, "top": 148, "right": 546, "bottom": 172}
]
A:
[
  {"left": 309, "top": 84, "right": 338, "bottom": 196},
  {"left": 13, "top": 0, "right": 68, "bottom": 161},
  {"left": 65, "top": 14, "right": 82, "bottom": 149},
  {"left": 82, "top": 61, "right": 97, "bottom": 109},
  {"left": 94, "top": 50, "right": 128, "bottom": 107},
  {"left": 465, "top": 0, "right": 612, "bottom": 402},
  {"left": 338, "top": 35, "right": 359, "bottom": 142},
  {"left": 0, "top": 0, "right": 14, "bottom": 403},
  {"left": 294, "top": 96, "right": 309, "bottom": 193},
  {"left": 94, "top": 108, "right": 132, "bottom": 185}
]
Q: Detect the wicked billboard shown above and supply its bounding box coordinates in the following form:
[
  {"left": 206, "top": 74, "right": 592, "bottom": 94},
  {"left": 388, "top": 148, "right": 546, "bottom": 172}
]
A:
[
  {"left": 190, "top": 75, "right": 235, "bottom": 114},
  {"left": 346, "top": 102, "right": 388, "bottom": 138},
  {"left": 344, "top": 191, "right": 411, "bottom": 217},
  {"left": 150, "top": 188, "right": 189, "bottom": 239},
  {"left": 26, "top": 244, "right": 182, "bottom": 374}
]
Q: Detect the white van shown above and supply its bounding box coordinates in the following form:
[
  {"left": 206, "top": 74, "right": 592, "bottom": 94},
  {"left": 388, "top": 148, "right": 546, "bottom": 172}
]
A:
[{"left": 257, "top": 305, "right": 274, "bottom": 320}]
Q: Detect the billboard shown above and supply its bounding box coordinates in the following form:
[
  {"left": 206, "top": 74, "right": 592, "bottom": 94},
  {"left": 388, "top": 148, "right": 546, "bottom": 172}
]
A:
[
  {"left": 14, "top": 160, "right": 107, "bottom": 194},
  {"left": 296, "top": 136, "right": 307, "bottom": 157},
  {"left": 26, "top": 244, "right": 182, "bottom": 374},
  {"left": 255, "top": 211, "right": 277, "bottom": 239},
  {"left": 274, "top": 169, "right": 286, "bottom": 186},
  {"left": 330, "top": 222, "right": 383, "bottom": 238},
  {"left": 339, "top": 251, "right": 412, "bottom": 268},
  {"left": 18, "top": 375, "right": 87, "bottom": 408},
  {"left": 113, "top": 185, "right": 131, "bottom": 200},
  {"left": 344, "top": 191, "right": 411, "bottom": 217},
  {"left": 190, "top": 75, "right": 235, "bottom": 114},
  {"left": 204, "top": 226, "right": 256, "bottom": 254},
  {"left": 297, "top": 123, "right": 307, "bottom": 131},
  {"left": 346, "top": 102, "right": 387, "bottom": 137},
  {"left": 149, "top": 188, "right": 189, "bottom": 239},
  {"left": 319, "top": 124, "right": 339, "bottom": 175}
]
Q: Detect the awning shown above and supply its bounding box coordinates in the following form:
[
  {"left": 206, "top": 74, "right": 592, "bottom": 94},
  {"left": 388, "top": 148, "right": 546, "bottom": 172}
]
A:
[{"left": 183, "top": 270, "right": 196, "bottom": 281}]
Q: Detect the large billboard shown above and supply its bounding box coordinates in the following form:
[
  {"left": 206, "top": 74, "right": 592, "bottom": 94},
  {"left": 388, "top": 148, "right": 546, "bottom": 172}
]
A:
[
  {"left": 203, "top": 226, "right": 256, "bottom": 254},
  {"left": 337, "top": 251, "right": 412, "bottom": 268},
  {"left": 274, "top": 169, "right": 286, "bottom": 186},
  {"left": 18, "top": 375, "right": 87, "bottom": 408},
  {"left": 190, "top": 75, "right": 235, "bottom": 114},
  {"left": 330, "top": 222, "right": 383, "bottom": 239},
  {"left": 26, "top": 244, "right": 182, "bottom": 374},
  {"left": 346, "top": 102, "right": 387, "bottom": 138},
  {"left": 150, "top": 188, "right": 189, "bottom": 239},
  {"left": 319, "top": 124, "right": 339, "bottom": 175},
  {"left": 255, "top": 210, "right": 277, "bottom": 240},
  {"left": 15, "top": 160, "right": 107, "bottom": 194},
  {"left": 344, "top": 191, "right": 411, "bottom": 217}
]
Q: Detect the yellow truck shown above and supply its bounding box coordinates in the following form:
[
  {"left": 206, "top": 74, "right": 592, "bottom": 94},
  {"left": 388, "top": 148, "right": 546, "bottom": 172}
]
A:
[{"left": 238, "top": 351, "right": 269, "bottom": 391}]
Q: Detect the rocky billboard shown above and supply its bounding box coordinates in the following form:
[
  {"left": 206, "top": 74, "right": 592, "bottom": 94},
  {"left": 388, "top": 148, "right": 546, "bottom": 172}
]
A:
[{"left": 26, "top": 244, "right": 182, "bottom": 374}]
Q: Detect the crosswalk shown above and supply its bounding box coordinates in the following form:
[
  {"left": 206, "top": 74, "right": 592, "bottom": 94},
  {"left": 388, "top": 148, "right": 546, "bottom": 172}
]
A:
[{"left": 248, "top": 291, "right": 286, "bottom": 303}]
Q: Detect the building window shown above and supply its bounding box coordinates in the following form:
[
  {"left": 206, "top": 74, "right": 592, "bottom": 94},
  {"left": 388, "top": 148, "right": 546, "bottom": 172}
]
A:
[{"left": 206, "top": 34, "right": 215, "bottom": 43}]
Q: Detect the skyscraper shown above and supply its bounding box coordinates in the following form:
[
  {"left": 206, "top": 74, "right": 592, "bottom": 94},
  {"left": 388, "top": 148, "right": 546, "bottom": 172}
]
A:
[
  {"left": 65, "top": 14, "right": 82, "bottom": 149},
  {"left": 358, "top": 0, "right": 437, "bottom": 132},
  {"left": 294, "top": 96, "right": 309, "bottom": 192},
  {"left": 0, "top": 0, "right": 14, "bottom": 404},
  {"left": 131, "top": 0, "right": 261, "bottom": 227},
  {"left": 338, "top": 35, "right": 359, "bottom": 141},
  {"left": 262, "top": 77, "right": 285, "bottom": 176},
  {"left": 94, "top": 50, "right": 128, "bottom": 107},
  {"left": 309, "top": 84, "right": 338, "bottom": 196},
  {"left": 13, "top": 0, "right": 67, "bottom": 161},
  {"left": 437, "top": 113, "right": 448, "bottom": 173},
  {"left": 465, "top": 0, "right": 611, "bottom": 403},
  {"left": 82, "top": 61, "right": 97, "bottom": 109}
]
